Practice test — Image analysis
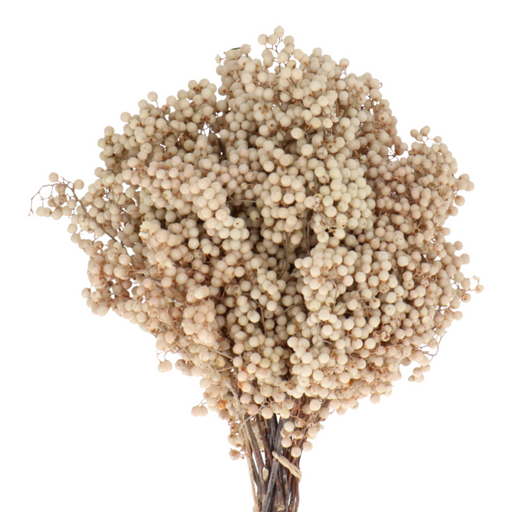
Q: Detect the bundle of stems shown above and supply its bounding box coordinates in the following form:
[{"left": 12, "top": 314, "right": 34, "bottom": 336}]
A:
[{"left": 242, "top": 412, "right": 303, "bottom": 512}]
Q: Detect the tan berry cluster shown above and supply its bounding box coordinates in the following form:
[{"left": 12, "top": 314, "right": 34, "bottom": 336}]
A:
[{"left": 34, "top": 26, "right": 482, "bottom": 462}]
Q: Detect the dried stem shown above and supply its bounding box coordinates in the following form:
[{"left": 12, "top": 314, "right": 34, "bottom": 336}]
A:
[{"left": 245, "top": 415, "right": 266, "bottom": 493}]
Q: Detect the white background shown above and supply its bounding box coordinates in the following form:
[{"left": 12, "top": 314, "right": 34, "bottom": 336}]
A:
[{"left": 1, "top": 1, "right": 511, "bottom": 511}]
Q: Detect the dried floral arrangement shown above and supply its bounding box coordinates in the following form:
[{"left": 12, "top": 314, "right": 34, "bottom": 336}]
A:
[{"left": 32, "top": 26, "right": 482, "bottom": 512}]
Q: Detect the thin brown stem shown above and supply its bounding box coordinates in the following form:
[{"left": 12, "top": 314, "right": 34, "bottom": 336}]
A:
[
  {"left": 261, "top": 455, "right": 280, "bottom": 512},
  {"left": 257, "top": 417, "right": 272, "bottom": 465},
  {"left": 245, "top": 415, "right": 266, "bottom": 494},
  {"left": 244, "top": 443, "right": 259, "bottom": 509}
]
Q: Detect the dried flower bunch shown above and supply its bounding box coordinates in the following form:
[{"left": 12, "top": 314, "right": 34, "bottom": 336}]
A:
[{"left": 33, "top": 26, "right": 481, "bottom": 512}]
